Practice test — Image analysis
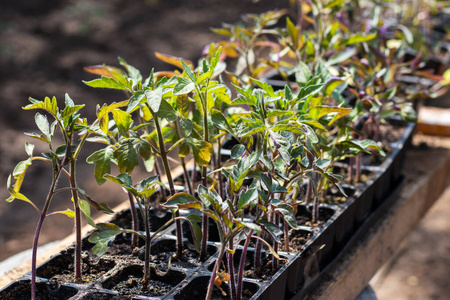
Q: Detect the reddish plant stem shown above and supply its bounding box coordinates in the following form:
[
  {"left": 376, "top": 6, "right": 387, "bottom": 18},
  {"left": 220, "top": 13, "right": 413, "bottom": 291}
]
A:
[
  {"left": 254, "top": 231, "right": 263, "bottom": 276},
  {"left": 206, "top": 245, "right": 226, "bottom": 300},
  {"left": 143, "top": 204, "right": 151, "bottom": 289},
  {"left": 69, "top": 160, "right": 82, "bottom": 281},
  {"left": 200, "top": 166, "right": 209, "bottom": 262},
  {"left": 31, "top": 166, "right": 61, "bottom": 300},
  {"left": 153, "top": 114, "right": 182, "bottom": 259},
  {"left": 127, "top": 191, "right": 138, "bottom": 248},
  {"left": 272, "top": 213, "right": 280, "bottom": 270},
  {"left": 31, "top": 214, "right": 45, "bottom": 300},
  {"left": 227, "top": 238, "right": 237, "bottom": 300},
  {"left": 284, "top": 220, "right": 290, "bottom": 252},
  {"left": 236, "top": 230, "right": 253, "bottom": 300}
]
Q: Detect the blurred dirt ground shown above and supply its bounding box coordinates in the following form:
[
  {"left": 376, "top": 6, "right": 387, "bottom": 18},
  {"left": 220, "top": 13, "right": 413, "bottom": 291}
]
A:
[{"left": 371, "top": 134, "right": 450, "bottom": 300}]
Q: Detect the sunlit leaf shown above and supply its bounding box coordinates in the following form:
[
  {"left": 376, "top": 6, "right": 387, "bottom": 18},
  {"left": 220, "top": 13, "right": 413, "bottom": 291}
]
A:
[{"left": 86, "top": 147, "right": 114, "bottom": 184}]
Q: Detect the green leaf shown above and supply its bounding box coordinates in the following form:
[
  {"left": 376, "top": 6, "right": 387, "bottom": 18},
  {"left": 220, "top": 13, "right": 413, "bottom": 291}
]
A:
[
  {"left": 83, "top": 76, "right": 129, "bottom": 90},
  {"left": 276, "top": 207, "right": 299, "bottom": 229},
  {"left": 118, "top": 57, "right": 142, "bottom": 82},
  {"left": 25, "top": 142, "right": 34, "bottom": 157},
  {"left": 60, "top": 104, "right": 85, "bottom": 120},
  {"left": 127, "top": 90, "right": 146, "bottom": 113},
  {"left": 79, "top": 198, "right": 96, "bottom": 227},
  {"left": 235, "top": 219, "right": 261, "bottom": 235},
  {"left": 181, "top": 59, "right": 197, "bottom": 82},
  {"left": 185, "top": 214, "right": 202, "bottom": 252},
  {"left": 156, "top": 99, "right": 177, "bottom": 122},
  {"left": 35, "top": 113, "right": 51, "bottom": 141},
  {"left": 145, "top": 87, "right": 163, "bottom": 113},
  {"left": 178, "top": 141, "right": 190, "bottom": 157},
  {"left": 295, "top": 61, "right": 312, "bottom": 84},
  {"left": 324, "top": 77, "right": 345, "bottom": 96},
  {"left": 163, "top": 192, "right": 201, "bottom": 210},
  {"left": 173, "top": 77, "right": 195, "bottom": 95},
  {"left": 89, "top": 223, "right": 122, "bottom": 258},
  {"left": 186, "top": 138, "right": 213, "bottom": 167},
  {"left": 286, "top": 17, "right": 299, "bottom": 49},
  {"left": 137, "top": 175, "right": 159, "bottom": 193},
  {"left": 23, "top": 96, "right": 58, "bottom": 116},
  {"left": 111, "top": 109, "right": 132, "bottom": 137},
  {"left": 339, "top": 33, "right": 377, "bottom": 46},
  {"left": 231, "top": 144, "right": 245, "bottom": 159},
  {"left": 400, "top": 106, "right": 417, "bottom": 122},
  {"left": 180, "top": 118, "right": 193, "bottom": 137},
  {"left": 326, "top": 48, "right": 356, "bottom": 66},
  {"left": 114, "top": 140, "right": 139, "bottom": 173},
  {"left": 324, "top": 0, "right": 345, "bottom": 9},
  {"left": 51, "top": 209, "right": 75, "bottom": 218},
  {"left": 211, "top": 109, "right": 234, "bottom": 135},
  {"left": 308, "top": 106, "right": 352, "bottom": 126},
  {"left": 86, "top": 147, "right": 114, "bottom": 184},
  {"left": 238, "top": 188, "right": 258, "bottom": 210}
]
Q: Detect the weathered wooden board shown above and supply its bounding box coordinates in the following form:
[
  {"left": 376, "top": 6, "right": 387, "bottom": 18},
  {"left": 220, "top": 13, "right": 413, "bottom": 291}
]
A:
[{"left": 298, "top": 147, "right": 450, "bottom": 300}]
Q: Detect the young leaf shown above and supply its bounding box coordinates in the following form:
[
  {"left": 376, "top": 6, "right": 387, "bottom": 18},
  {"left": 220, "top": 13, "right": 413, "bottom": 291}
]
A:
[
  {"left": 173, "top": 77, "right": 195, "bottom": 95},
  {"left": 49, "top": 209, "right": 75, "bottom": 218},
  {"left": 118, "top": 57, "right": 142, "bottom": 82},
  {"left": 186, "top": 138, "right": 213, "bottom": 167},
  {"left": 163, "top": 192, "right": 201, "bottom": 210},
  {"left": 180, "top": 118, "right": 193, "bottom": 137},
  {"left": 127, "top": 90, "right": 146, "bottom": 113},
  {"left": 211, "top": 109, "right": 234, "bottom": 135},
  {"left": 231, "top": 144, "right": 245, "bottom": 159},
  {"left": 79, "top": 198, "right": 96, "bottom": 227},
  {"left": 83, "top": 76, "right": 129, "bottom": 91},
  {"left": 145, "top": 87, "right": 163, "bottom": 113},
  {"left": 114, "top": 140, "right": 139, "bottom": 173},
  {"left": 339, "top": 33, "right": 376, "bottom": 46},
  {"left": 155, "top": 99, "right": 177, "bottom": 122},
  {"left": 23, "top": 96, "right": 58, "bottom": 116},
  {"left": 86, "top": 147, "right": 115, "bottom": 184},
  {"left": 111, "top": 109, "right": 132, "bottom": 137},
  {"left": 88, "top": 223, "right": 122, "bottom": 258},
  {"left": 238, "top": 188, "right": 258, "bottom": 210}
]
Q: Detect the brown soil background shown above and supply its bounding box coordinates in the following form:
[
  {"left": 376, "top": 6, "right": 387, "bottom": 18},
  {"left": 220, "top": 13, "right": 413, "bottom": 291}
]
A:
[{"left": 1, "top": 1, "right": 450, "bottom": 299}]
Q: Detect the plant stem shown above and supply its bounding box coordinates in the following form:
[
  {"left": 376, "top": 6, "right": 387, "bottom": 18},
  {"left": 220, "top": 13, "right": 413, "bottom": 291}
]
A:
[
  {"left": 227, "top": 239, "right": 237, "bottom": 300},
  {"left": 31, "top": 166, "right": 61, "bottom": 300},
  {"left": 181, "top": 157, "right": 193, "bottom": 195},
  {"left": 254, "top": 231, "right": 263, "bottom": 276},
  {"left": 199, "top": 88, "right": 210, "bottom": 262},
  {"left": 152, "top": 113, "right": 183, "bottom": 259},
  {"left": 69, "top": 160, "right": 82, "bottom": 281},
  {"left": 284, "top": 220, "right": 290, "bottom": 252},
  {"left": 206, "top": 245, "right": 226, "bottom": 300},
  {"left": 127, "top": 191, "right": 138, "bottom": 248},
  {"left": 143, "top": 201, "right": 151, "bottom": 289},
  {"left": 272, "top": 213, "right": 279, "bottom": 270},
  {"left": 236, "top": 230, "right": 253, "bottom": 300}
]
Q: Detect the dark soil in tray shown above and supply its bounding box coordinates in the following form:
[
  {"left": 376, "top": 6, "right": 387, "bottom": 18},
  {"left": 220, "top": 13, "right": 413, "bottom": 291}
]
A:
[
  {"left": 102, "top": 264, "right": 185, "bottom": 298},
  {"left": 208, "top": 248, "right": 286, "bottom": 281},
  {"left": 0, "top": 280, "right": 79, "bottom": 300},
  {"left": 147, "top": 238, "right": 217, "bottom": 270},
  {"left": 281, "top": 229, "right": 313, "bottom": 252},
  {"left": 173, "top": 275, "right": 259, "bottom": 300},
  {"left": 296, "top": 205, "right": 335, "bottom": 227},
  {"left": 36, "top": 248, "right": 116, "bottom": 284}
]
